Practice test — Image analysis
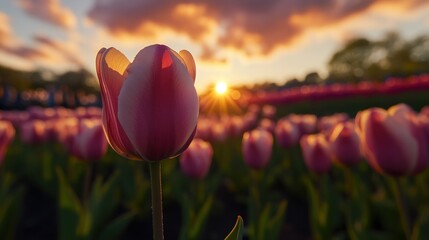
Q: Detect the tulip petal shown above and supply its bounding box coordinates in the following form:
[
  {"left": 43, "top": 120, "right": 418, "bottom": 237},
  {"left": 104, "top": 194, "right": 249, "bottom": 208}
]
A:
[
  {"left": 97, "top": 47, "right": 140, "bottom": 160},
  {"left": 179, "top": 50, "right": 196, "bottom": 82},
  {"left": 360, "top": 109, "right": 418, "bottom": 175},
  {"left": 118, "top": 44, "right": 199, "bottom": 161}
]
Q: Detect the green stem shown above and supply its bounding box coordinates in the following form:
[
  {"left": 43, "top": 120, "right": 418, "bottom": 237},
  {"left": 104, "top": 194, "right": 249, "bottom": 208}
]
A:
[
  {"left": 249, "top": 170, "right": 261, "bottom": 240},
  {"left": 83, "top": 162, "right": 94, "bottom": 205},
  {"left": 150, "top": 161, "right": 164, "bottom": 240},
  {"left": 389, "top": 177, "right": 411, "bottom": 240}
]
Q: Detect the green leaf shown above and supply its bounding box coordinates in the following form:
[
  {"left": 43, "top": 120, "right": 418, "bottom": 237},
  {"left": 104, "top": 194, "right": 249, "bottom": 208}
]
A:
[
  {"left": 258, "top": 200, "right": 287, "bottom": 240},
  {"left": 0, "top": 185, "right": 24, "bottom": 240},
  {"left": 88, "top": 171, "right": 121, "bottom": 237},
  {"left": 224, "top": 216, "right": 244, "bottom": 240},
  {"left": 57, "top": 168, "right": 83, "bottom": 240},
  {"left": 98, "top": 211, "right": 136, "bottom": 240},
  {"left": 189, "top": 196, "right": 213, "bottom": 239}
]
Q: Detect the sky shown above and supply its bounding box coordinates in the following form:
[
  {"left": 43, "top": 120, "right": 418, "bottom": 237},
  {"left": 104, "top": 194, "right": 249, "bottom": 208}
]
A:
[{"left": 0, "top": 0, "right": 428, "bottom": 92}]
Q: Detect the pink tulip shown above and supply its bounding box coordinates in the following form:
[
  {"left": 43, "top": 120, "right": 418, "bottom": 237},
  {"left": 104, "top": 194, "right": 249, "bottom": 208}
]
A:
[
  {"left": 180, "top": 139, "right": 213, "bottom": 180},
  {"left": 355, "top": 104, "right": 428, "bottom": 176},
  {"left": 20, "top": 120, "right": 47, "bottom": 144},
  {"left": 318, "top": 113, "right": 349, "bottom": 137},
  {"left": 288, "top": 114, "right": 317, "bottom": 135},
  {"left": 417, "top": 114, "right": 429, "bottom": 141},
  {"left": 329, "top": 122, "right": 361, "bottom": 166},
  {"left": 96, "top": 44, "right": 198, "bottom": 161},
  {"left": 70, "top": 119, "right": 107, "bottom": 161},
  {"left": 211, "top": 122, "right": 228, "bottom": 143},
  {"left": 56, "top": 117, "right": 79, "bottom": 146},
  {"left": 389, "top": 104, "right": 428, "bottom": 174},
  {"left": 300, "top": 134, "right": 332, "bottom": 174},
  {"left": 262, "top": 105, "right": 276, "bottom": 119},
  {"left": 275, "top": 119, "right": 299, "bottom": 148},
  {"left": 259, "top": 118, "right": 275, "bottom": 133},
  {"left": 0, "top": 121, "right": 15, "bottom": 165},
  {"left": 242, "top": 129, "right": 273, "bottom": 169}
]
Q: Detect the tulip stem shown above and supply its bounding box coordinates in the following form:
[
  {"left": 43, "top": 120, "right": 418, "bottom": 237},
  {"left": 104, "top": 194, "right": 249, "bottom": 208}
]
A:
[
  {"left": 83, "top": 162, "right": 94, "bottom": 205},
  {"left": 389, "top": 177, "right": 411, "bottom": 240},
  {"left": 149, "top": 161, "right": 164, "bottom": 240}
]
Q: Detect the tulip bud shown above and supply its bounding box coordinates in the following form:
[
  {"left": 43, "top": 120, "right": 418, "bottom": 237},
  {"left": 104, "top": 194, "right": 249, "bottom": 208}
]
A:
[
  {"left": 355, "top": 104, "right": 428, "bottom": 176},
  {"left": 180, "top": 139, "right": 213, "bottom": 180},
  {"left": 96, "top": 44, "right": 198, "bottom": 161},
  {"left": 275, "top": 119, "right": 299, "bottom": 148},
  {"left": 0, "top": 121, "right": 15, "bottom": 165},
  {"left": 389, "top": 104, "right": 428, "bottom": 174},
  {"left": 262, "top": 105, "right": 276, "bottom": 119},
  {"left": 300, "top": 134, "right": 332, "bottom": 174},
  {"left": 259, "top": 118, "right": 275, "bottom": 134},
  {"left": 71, "top": 119, "right": 108, "bottom": 161},
  {"left": 20, "top": 120, "right": 46, "bottom": 144},
  {"left": 329, "top": 122, "right": 361, "bottom": 166},
  {"left": 288, "top": 114, "right": 317, "bottom": 135},
  {"left": 242, "top": 129, "right": 273, "bottom": 169}
]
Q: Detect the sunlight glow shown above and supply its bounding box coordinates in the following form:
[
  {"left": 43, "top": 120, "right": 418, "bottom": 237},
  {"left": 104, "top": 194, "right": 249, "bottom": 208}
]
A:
[{"left": 215, "top": 82, "right": 228, "bottom": 95}]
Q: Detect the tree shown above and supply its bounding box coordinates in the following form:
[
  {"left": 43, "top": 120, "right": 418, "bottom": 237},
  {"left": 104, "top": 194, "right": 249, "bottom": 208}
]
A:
[{"left": 327, "top": 32, "right": 429, "bottom": 83}]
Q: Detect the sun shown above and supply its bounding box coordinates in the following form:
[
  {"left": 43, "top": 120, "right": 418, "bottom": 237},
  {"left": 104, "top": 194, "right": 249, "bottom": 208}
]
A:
[{"left": 215, "top": 81, "right": 228, "bottom": 95}]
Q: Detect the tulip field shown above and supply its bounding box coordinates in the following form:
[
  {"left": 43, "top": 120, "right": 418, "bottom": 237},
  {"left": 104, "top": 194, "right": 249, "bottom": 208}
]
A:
[{"left": 1, "top": 72, "right": 429, "bottom": 240}]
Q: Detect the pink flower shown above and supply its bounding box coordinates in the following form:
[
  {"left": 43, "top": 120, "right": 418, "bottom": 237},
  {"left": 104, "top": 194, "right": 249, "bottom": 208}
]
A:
[
  {"left": 288, "top": 114, "right": 317, "bottom": 135},
  {"left": 329, "top": 122, "right": 361, "bottom": 166},
  {"left": 96, "top": 44, "right": 198, "bottom": 161},
  {"left": 20, "top": 120, "right": 47, "bottom": 144},
  {"left": 262, "top": 105, "right": 276, "bottom": 119},
  {"left": 300, "top": 134, "right": 332, "bottom": 174},
  {"left": 275, "top": 119, "right": 299, "bottom": 148},
  {"left": 0, "top": 121, "right": 15, "bottom": 165},
  {"left": 180, "top": 139, "right": 213, "bottom": 180},
  {"left": 355, "top": 104, "right": 428, "bottom": 176},
  {"left": 242, "top": 129, "right": 273, "bottom": 169},
  {"left": 259, "top": 118, "right": 275, "bottom": 134},
  {"left": 70, "top": 119, "right": 108, "bottom": 161}
]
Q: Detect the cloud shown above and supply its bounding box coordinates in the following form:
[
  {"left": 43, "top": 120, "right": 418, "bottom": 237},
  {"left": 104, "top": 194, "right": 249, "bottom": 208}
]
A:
[
  {"left": 0, "top": 12, "right": 50, "bottom": 61},
  {"left": 17, "top": 0, "right": 76, "bottom": 29},
  {"left": 0, "top": 12, "right": 82, "bottom": 70},
  {"left": 34, "top": 35, "right": 84, "bottom": 67},
  {"left": 199, "top": 44, "right": 227, "bottom": 64},
  {"left": 87, "top": 0, "right": 428, "bottom": 58}
]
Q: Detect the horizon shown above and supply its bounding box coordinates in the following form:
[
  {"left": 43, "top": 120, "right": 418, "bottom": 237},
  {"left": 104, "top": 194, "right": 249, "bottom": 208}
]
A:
[{"left": 0, "top": 0, "right": 428, "bottom": 93}]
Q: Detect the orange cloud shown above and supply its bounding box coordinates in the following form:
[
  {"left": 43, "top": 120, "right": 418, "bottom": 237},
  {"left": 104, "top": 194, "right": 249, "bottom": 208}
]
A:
[
  {"left": 199, "top": 44, "right": 228, "bottom": 64},
  {"left": 34, "top": 35, "right": 84, "bottom": 67},
  {"left": 0, "top": 12, "right": 82, "bottom": 69},
  {"left": 87, "top": 0, "right": 428, "bottom": 58},
  {"left": 17, "top": 0, "right": 76, "bottom": 29},
  {"left": 0, "top": 12, "right": 50, "bottom": 60}
]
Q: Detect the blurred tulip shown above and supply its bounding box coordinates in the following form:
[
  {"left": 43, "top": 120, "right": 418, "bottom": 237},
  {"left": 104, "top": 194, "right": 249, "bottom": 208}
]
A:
[
  {"left": 318, "top": 113, "right": 349, "bottom": 136},
  {"left": 242, "top": 129, "right": 273, "bottom": 169},
  {"left": 96, "top": 44, "right": 198, "bottom": 161},
  {"left": 0, "top": 121, "right": 15, "bottom": 164},
  {"left": 275, "top": 119, "right": 299, "bottom": 148},
  {"left": 300, "top": 134, "right": 332, "bottom": 174},
  {"left": 355, "top": 104, "right": 428, "bottom": 176},
  {"left": 329, "top": 122, "right": 361, "bottom": 166},
  {"left": 420, "top": 106, "right": 429, "bottom": 116},
  {"left": 70, "top": 119, "right": 107, "bottom": 161},
  {"left": 224, "top": 116, "right": 245, "bottom": 137},
  {"left": 180, "top": 139, "right": 213, "bottom": 180},
  {"left": 211, "top": 122, "right": 228, "bottom": 142},
  {"left": 289, "top": 114, "right": 317, "bottom": 135},
  {"left": 259, "top": 118, "right": 275, "bottom": 133},
  {"left": 262, "top": 105, "right": 276, "bottom": 119},
  {"left": 20, "top": 120, "right": 46, "bottom": 144},
  {"left": 389, "top": 104, "right": 428, "bottom": 174},
  {"left": 57, "top": 117, "right": 79, "bottom": 146}
]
